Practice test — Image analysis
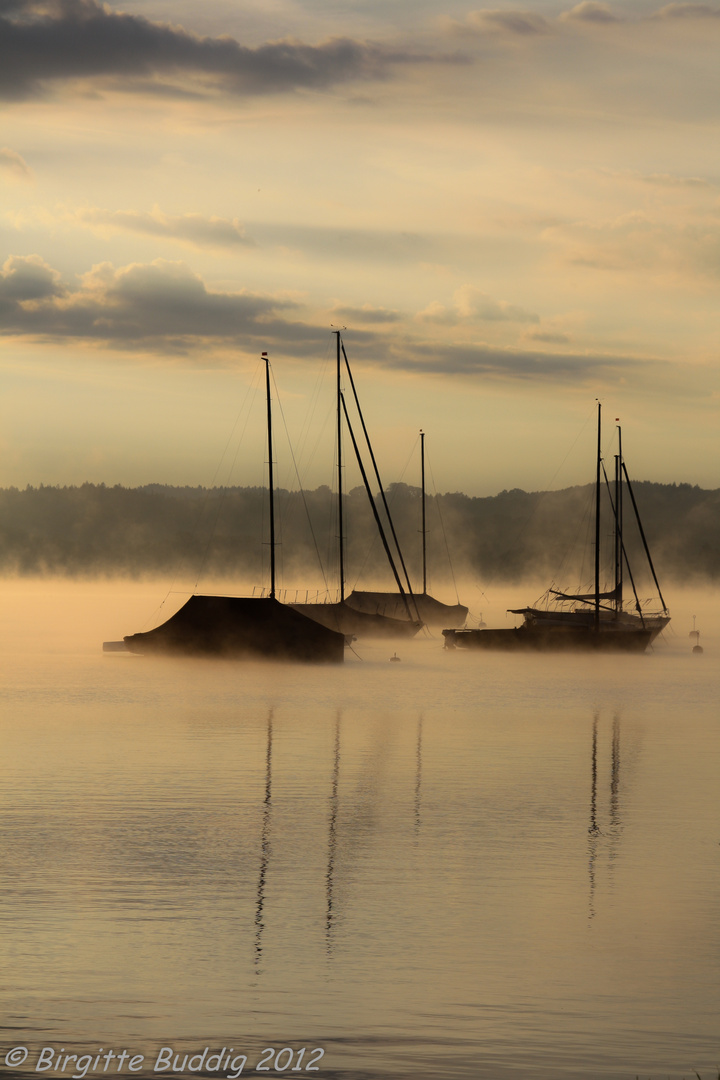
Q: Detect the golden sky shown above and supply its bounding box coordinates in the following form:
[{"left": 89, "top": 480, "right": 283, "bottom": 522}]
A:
[{"left": 1, "top": 0, "right": 719, "bottom": 495}]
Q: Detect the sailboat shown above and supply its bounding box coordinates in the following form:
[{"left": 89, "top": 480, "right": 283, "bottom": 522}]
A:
[
  {"left": 116, "top": 354, "right": 346, "bottom": 663},
  {"left": 443, "top": 405, "right": 670, "bottom": 652},
  {"left": 290, "top": 332, "right": 423, "bottom": 640},
  {"left": 346, "top": 430, "right": 468, "bottom": 628}
]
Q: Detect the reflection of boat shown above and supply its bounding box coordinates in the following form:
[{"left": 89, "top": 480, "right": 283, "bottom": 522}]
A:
[
  {"left": 120, "top": 354, "right": 345, "bottom": 663},
  {"left": 443, "top": 405, "right": 669, "bottom": 653},
  {"left": 291, "top": 332, "right": 422, "bottom": 640},
  {"left": 346, "top": 431, "right": 468, "bottom": 628}
]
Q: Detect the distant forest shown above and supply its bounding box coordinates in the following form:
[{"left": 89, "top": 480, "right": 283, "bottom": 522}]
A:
[{"left": 0, "top": 480, "right": 718, "bottom": 589}]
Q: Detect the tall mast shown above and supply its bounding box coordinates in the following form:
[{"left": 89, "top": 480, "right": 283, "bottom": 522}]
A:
[
  {"left": 340, "top": 340, "right": 419, "bottom": 621},
  {"left": 420, "top": 430, "right": 427, "bottom": 596},
  {"left": 263, "top": 352, "right": 276, "bottom": 600},
  {"left": 335, "top": 331, "right": 345, "bottom": 603},
  {"left": 614, "top": 423, "right": 623, "bottom": 613},
  {"left": 594, "top": 402, "right": 601, "bottom": 632}
]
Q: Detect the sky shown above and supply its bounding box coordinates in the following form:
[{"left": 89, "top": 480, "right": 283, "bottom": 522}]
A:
[{"left": 1, "top": 0, "right": 719, "bottom": 497}]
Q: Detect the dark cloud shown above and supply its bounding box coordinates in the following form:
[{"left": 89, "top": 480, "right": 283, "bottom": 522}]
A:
[
  {"left": 379, "top": 340, "right": 652, "bottom": 384},
  {"left": 0, "top": 253, "right": 665, "bottom": 389},
  {"left": 0, "top": 254, "right": 66, "bottom": 303},
  {"left": 72, "top": 207, "right": 255, "bottom": 249},
  {"left": 0, "top": 255, "right": 310, "bottom": 349},
  {"left": 0, "top": 0, "right": 449, "bottom": 101}
]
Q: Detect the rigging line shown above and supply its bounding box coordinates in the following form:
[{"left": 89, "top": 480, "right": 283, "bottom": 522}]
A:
[
  {"left": 392, "top": 434, "right": 420, "bottom": 492},
  {"left": 354, "top": 432, "right": 418, "bottom": 583},
  {"left": 356, "top": 432, "right": 418, "bottom": 578},
  {"left": 140, "top": 362, "right": 263, "bottom": 622},
  {"left": 509, "top": 403, "right": 599, "bottom": 556},
  {"left": 551, "top": 482, "right": 594, "bottom": 596},
  {"left": 340, "top": 392, "right": 415, "bottom": 621},
  {"left": 354, "top": 436, "right": 420, "bottom": 588},
  {"left": 294, "top": 338, "right": 335, "bottom": 479},
  {"left": 601, "top": 460, "right": 644, "bottom": 624},
  {"left": 194, "top": 365, "right": 265, "bottom": 592},
  {"left": 621, "top": 461, "right": 669, "bottom": 613},
  {"left": 269, "top": 365, "right": 330, "bottom": 596},
  {"left": 341, "top": 341, "right": 419, "bottom": 618},
  {"left": 425, "top": 454, "right": 462, "bottom": 605},
  {"left": 547, "top": 403, "right": 599, "bottom": 492}
]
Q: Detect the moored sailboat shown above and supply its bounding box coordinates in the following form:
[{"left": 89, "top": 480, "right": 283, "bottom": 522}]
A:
[
  {"left": 346, "top": 430, "right": 468, "bottom": 628},
  {"left": 290, "top": 331, "right": 422, "bottom": 640},
  {"left": 443, "top": 405, "right": 669, "bottom": 653},
  {"left": 116, "top": 354, "right": 346, "bottom": 663}
]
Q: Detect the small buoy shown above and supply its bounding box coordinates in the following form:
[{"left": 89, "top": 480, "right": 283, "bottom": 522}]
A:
[
  {"left": 389, "top": 652, "right": 401, "bottom": 663},
  {"left": 693, "top": 644, "right": 704, "bottom": 655}
]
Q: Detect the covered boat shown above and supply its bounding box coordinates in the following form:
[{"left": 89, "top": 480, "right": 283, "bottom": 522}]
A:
[
  {"left": 344, "top": 430, "right": 467, "bottom": 628},
  {"left": 346, "top": 589, "right": 467, "bottom": 629},
  {"left": 290, "top": 331, "right": 422, "bottom": 640},
  {"left": 113, "top": 353, "right": 346, "bottom": 663},
  {"left": 124, "top": 595, "right": 345, "bottom": 662}
]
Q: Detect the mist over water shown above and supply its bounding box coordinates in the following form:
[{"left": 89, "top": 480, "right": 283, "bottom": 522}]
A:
[{"left": 1, "top": 579, "right": 719, "bottom": 1080}]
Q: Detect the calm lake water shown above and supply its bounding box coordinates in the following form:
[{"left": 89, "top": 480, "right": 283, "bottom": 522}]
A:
[{"left": 1, "top": 581, "right": 719, "bottom": 1080}]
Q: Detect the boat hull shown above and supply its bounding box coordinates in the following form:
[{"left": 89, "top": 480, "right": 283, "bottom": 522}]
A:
[
  {"left": 516, "top": 607, "right": 670, "bottom": 644},
  {"left": 442, "top": 626, "right": 654, "bottom": 652},
  {"left": 124, "top": 595, "right": 345, "bottom": 663},
  {"left": 346, "top": 590, "right": 468, "bottom": 628},
  {"left": 290, "top": 601, "right": 422, "bottom": 639}
]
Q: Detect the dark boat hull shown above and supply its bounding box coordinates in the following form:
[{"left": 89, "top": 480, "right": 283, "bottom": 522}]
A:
[
  {"left": 513, "top": 607, "right": 670, "bottom": 644},
  {"left": 124, "top": 595, "right": 345, "bottom": 662},
  {"left": 346, "top": 589, "right": 468, "bottom": 628},
  {"left": 290, "top": 600, "right": 422, "bottom": 639},
  {"left": 443, "top": 626, "right": 653, "bottom": 652}
]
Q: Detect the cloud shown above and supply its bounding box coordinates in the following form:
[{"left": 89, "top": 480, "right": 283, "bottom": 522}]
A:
[
  {"left": 0, "top": 255, "right": 312, "bottom": 350},
  {"left": 0, "top": 254, "right": 66, "bottom": 304},
  {"left": 330, "top": 303, "right": 402, "bottom": 324},
  {"left": 69, "top": 207, "right": 255, "bottom": 250},
  {"left": 542, "top": 211, "right": 720, "bottom": 280},
  {"left": 379, "top": 340, "right": 653, "bottom": 384},
  {"left": 560, "top": 3, "right": 621, "bottom": 23},
  {"left": 525, "top": 330, "right": 572, "bottom": 344},
  {"left": 450, "top": 9, "right": 551, "bottom": 36},
  {"left": 0, "top": 254, "right": 673, "bottom": 391},
  {"left": 0, "top": 0, "right": 452, "bottom": 102},
  {"left": 639, "top": 172, "right": 716, "bottom": 189},
  {"left": 652, "top": 3, "right": 720, "bottom": 18},
  {"left": 418, "top": 286, "right": 539, "bottom": 325},
  {"left": 0, "top": 146, "right": 33, "bottom": 181}
]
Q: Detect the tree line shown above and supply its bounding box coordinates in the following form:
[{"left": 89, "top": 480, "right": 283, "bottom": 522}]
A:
[{"left": 0, "top": 480, "right": 717, "bottom": 588}]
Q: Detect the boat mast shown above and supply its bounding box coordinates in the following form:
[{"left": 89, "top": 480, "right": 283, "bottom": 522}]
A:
[
  {"left": 263, "top": 352, "right": 276, "bottom": 600},
  {"left": 335, "top": 331, "right": 345, "bottom": 603},
  {"left": 614, "top": 424, "right": 623, "bottom": 613},
  {"left": 340, "top": 339, "right": 419, "bottom": 621},
  {"left": 595, "top": 402, "right": 601, "bottom": 632},
  {"left": 420, "top": 430, "right": 427, "bottom": 596}
]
